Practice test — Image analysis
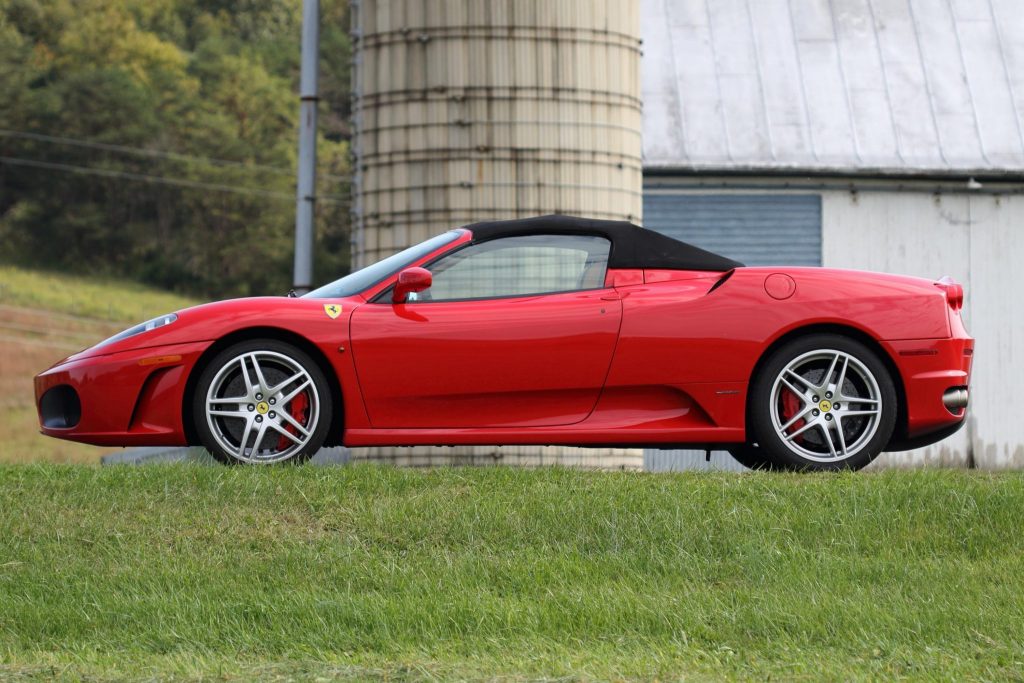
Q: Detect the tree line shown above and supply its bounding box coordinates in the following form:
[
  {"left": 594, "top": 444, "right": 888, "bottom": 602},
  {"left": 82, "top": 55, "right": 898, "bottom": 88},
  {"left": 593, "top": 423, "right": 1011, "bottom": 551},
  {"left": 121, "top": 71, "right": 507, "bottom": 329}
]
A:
[{"left": 0, "top": 0, "right": 352, "bottom": 298}]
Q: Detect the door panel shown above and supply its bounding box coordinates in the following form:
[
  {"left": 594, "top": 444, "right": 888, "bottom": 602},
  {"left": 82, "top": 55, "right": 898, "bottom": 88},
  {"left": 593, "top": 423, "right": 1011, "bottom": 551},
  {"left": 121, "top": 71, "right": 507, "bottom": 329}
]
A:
[{"left": 350, "top": 291, "right": 622, "bottom": 428}]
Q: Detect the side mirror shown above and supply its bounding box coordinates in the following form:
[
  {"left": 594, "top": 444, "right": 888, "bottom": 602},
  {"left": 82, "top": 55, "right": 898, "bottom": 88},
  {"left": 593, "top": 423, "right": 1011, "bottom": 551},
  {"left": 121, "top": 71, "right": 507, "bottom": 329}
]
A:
[{"left": 393, "top": 267, "right": 432, "bottom": 303}]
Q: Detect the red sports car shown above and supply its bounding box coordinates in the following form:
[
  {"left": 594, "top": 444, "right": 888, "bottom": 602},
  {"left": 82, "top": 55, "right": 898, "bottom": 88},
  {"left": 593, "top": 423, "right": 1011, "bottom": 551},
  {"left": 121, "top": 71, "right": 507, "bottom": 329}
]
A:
[{"left": 35, "top": 215, "right": 972, "bottom": 471}]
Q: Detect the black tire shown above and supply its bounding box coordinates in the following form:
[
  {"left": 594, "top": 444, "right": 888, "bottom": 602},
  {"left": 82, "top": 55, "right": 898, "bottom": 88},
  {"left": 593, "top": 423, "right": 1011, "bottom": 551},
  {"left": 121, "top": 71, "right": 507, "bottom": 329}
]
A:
[
  {"left": 192, "top": 339, "right": 332, "bottom": 465},
  {"left": 748, "top": 334, "right": 897, "bottom": 472},
  {"left": 727, "top": 443, "right": 782, "bottom": 471}
]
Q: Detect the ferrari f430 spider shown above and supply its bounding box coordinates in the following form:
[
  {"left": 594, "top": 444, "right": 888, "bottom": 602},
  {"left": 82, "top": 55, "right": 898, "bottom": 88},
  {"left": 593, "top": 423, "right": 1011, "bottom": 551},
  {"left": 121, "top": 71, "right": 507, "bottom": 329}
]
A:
[{"left": 35, "top": 215, "right": 972, "bottom": 470}]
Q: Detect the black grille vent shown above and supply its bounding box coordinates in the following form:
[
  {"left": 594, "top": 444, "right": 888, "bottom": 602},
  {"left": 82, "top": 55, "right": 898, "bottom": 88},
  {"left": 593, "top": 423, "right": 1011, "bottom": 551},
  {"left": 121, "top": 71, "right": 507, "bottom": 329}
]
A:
[{"left": 40, "top": 385, "right": 81, "bottom": 429}]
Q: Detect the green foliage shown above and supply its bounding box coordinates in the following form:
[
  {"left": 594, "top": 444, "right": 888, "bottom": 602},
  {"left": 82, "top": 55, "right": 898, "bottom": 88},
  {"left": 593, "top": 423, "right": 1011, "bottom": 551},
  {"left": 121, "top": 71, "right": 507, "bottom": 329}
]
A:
[
  {"left": 1, "top": 465, "right": 1023, "bottom": 680},
  {"left": 0, "top": 0, "right": 352, "bottom": 298}
]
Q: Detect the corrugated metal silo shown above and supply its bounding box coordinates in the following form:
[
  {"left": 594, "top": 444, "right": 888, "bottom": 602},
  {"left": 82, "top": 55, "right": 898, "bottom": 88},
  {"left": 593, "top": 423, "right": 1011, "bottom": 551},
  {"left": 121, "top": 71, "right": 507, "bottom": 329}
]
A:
[
  {"left": 350, "top": 0, "right": 642, "bottom": 268},
  {"left": 349, "top": 0, "right": 643, "bottom": 468}
]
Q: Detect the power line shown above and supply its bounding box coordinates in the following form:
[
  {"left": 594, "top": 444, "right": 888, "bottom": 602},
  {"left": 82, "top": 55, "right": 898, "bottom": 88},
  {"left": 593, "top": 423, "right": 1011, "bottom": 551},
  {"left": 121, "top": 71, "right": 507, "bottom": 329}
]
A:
[
  {"left": 0, "top": 155, "right": 349, "bottom": 204},
  {"left": 0, "top": 129, "right": 352, "bottom": 182}
]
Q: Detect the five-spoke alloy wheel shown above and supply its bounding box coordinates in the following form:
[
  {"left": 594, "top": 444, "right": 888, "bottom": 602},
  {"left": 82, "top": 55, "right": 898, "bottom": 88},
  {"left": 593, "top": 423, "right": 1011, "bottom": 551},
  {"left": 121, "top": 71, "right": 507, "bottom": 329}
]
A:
[
  {"left": 193, "top": 340, "right": 332, "bottom": 464},
  {"left": 745, "top": 334, "right": 897, "bottom": 471}
]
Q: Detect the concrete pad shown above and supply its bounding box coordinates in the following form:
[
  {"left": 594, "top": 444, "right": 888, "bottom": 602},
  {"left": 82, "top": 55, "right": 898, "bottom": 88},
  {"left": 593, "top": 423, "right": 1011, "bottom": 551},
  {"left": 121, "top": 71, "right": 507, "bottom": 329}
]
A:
[{"left": 101, "top": 446, "right": 351, "bottom": 466}]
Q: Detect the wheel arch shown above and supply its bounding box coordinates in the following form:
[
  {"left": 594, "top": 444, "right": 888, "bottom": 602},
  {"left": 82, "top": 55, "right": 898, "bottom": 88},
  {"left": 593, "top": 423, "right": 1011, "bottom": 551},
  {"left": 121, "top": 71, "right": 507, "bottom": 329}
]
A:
[
  {"left": 182, "top": 326, "right": 345, "bottom": 448},
  {"left": 746, "top": 323, "right": 908, "bottom": 445}
]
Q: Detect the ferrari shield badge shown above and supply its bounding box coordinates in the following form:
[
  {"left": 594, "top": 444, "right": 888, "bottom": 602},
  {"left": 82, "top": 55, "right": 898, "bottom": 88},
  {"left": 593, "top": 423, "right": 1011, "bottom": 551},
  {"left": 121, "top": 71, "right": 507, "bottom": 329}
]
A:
[{"left": 323, "top": 304, "right": 342, "bottom": 319}]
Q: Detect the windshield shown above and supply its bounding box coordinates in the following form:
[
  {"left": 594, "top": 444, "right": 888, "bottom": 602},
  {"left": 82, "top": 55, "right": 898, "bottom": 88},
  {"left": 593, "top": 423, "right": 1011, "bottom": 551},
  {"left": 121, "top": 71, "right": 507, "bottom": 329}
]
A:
[{"left": 304, "top": 230, "right": 464, "bottom": 299}]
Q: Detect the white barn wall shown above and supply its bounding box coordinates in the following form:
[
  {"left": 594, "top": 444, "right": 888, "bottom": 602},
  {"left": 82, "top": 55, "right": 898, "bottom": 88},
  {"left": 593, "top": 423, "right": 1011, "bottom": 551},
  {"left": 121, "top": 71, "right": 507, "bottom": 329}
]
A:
[
  {"left": 639, "top": 0, "right": 1024, "bottom": 470},
  {"left": 822, "top": 189, "right": 1022, "bottom": 468},
  {"left": 968, "top": 196, "right": 1024, "bottom": 468}
]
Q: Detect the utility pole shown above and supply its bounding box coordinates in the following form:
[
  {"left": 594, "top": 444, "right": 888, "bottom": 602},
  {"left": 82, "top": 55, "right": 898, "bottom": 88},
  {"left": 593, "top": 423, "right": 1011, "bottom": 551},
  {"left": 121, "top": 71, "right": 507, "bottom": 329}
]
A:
[{"left": 293, "top": 0, "right": 319, "bottom": 293}]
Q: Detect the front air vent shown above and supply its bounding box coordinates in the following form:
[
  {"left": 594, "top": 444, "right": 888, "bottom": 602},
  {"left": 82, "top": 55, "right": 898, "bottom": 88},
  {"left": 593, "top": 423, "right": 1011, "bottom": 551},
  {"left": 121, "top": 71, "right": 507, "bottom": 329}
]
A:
[{"left": 39, "top": 385, "right": 81, "bottom": 429}]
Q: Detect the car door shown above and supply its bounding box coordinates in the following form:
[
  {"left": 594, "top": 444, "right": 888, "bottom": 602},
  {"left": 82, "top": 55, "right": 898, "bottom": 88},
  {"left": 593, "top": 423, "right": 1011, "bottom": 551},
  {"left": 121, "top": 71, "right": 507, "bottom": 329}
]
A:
[{"left": 349, "top": 234, "right": 622, "bottom": 428}]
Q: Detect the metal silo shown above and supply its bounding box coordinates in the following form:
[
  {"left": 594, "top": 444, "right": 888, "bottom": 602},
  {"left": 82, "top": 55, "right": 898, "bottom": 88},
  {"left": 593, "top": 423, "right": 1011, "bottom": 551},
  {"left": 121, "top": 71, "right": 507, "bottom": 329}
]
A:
[
  {"left": 350, "top": 0, "right": 642, "bottom": 267},
  {"left": 349, "top": 0, "right": 643, "bottom": 468}
]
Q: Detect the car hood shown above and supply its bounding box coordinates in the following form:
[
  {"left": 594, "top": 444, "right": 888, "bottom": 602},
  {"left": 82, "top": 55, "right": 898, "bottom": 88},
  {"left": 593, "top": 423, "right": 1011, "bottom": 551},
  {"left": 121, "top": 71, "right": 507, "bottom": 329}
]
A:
[{"left": 52, "top": 295, "right": 363, "bottom": 366}]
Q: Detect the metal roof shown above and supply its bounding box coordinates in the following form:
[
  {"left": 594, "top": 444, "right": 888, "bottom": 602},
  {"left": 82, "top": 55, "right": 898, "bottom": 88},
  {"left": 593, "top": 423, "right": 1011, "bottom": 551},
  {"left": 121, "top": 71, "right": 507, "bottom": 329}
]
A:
[{"left": 642, "top": 0, "right": 1024, "bottom": 176}]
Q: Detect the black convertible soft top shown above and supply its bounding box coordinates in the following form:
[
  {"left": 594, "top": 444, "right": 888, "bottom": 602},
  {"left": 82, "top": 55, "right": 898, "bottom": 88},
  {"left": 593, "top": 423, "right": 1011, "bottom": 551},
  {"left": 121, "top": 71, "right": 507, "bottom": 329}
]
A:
[{"left": 464, "top": 215, "right": 744, "bottom": 272}]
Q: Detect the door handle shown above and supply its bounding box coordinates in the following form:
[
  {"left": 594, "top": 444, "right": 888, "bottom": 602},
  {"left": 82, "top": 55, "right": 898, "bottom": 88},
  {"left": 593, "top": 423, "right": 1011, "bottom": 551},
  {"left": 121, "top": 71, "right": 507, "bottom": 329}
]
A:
[{"left": 600, "top": 292, "right": 622, "bottom": 301}]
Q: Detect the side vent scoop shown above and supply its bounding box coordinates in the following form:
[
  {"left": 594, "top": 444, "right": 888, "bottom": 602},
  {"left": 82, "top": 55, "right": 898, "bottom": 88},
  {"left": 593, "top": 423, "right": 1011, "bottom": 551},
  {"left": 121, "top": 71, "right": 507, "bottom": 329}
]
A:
[{"left": 707, "top": 269, "right": 736, "bottom": 294}]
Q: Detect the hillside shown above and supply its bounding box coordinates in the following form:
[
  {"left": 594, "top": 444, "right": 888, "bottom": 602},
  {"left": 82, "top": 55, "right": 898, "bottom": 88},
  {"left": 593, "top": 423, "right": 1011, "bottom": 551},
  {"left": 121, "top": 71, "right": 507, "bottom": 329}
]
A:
[
  {"left": 0, "top": 266, "right": 197, "bottom": 463},
  {"left": 1, "top": 1, "right": 352, "bottom": 298},
  {"left": 0, "top": 466, "right": 1022, "bottom": 680}
]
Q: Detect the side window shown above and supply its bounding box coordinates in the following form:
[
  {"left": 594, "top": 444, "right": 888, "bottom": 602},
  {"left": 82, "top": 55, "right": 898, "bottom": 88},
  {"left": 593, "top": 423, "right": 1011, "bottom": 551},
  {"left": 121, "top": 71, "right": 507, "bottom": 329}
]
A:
[{"left": 422, "top": 234, "right": 611, "bottom": 301}]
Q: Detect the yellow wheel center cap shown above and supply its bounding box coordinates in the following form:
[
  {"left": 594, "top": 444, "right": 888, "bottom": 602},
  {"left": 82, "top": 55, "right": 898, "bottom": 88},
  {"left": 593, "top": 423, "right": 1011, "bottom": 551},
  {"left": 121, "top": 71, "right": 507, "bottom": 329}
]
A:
[
  {"left": 819, "top": 400, "right": 833, "bottom": 413},
  {"left": 256, "top": 401, "right": 270, "bottom": 415}
]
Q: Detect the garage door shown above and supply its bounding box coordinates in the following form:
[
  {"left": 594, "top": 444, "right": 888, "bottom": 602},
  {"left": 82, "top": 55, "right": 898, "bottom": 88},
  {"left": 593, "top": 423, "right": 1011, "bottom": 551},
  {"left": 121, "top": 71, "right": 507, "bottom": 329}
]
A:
[
  {"left": 641, "top": 191, "right": 822, "bottom": 471},
  {"left": 642, "top": 192, "right": 822, "bottom": 266}
]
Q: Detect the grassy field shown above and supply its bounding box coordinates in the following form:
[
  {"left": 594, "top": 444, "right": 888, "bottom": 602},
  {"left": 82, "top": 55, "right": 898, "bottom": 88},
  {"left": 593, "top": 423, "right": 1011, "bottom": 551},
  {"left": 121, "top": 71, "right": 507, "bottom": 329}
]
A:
[
  {"left": 1, "top": 465, "right": 1022, "bottom": 681},
  {"left": 0, "top": 265, "right": 197, "bottom": 323},
  {"left": 0, "top": 266, "right": 197, "bottom": 463}
]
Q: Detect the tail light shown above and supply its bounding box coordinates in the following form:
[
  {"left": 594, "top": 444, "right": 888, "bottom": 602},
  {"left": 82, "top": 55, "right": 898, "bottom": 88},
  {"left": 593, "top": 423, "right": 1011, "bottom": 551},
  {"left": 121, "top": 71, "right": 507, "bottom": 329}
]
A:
[{"left": 935, "top": 276, "right": 964, "bottom": 310}]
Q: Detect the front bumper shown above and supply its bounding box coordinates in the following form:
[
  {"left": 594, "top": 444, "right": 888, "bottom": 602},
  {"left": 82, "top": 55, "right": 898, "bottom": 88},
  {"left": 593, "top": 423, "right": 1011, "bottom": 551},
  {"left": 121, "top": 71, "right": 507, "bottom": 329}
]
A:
[{"left": 34, "top": 341, "right": 210, "bottom": 447}]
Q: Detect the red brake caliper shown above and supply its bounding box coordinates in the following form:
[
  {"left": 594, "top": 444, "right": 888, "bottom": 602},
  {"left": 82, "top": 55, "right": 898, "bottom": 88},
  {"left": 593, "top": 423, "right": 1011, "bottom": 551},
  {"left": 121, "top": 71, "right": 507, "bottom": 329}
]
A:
[
  {"left": 276, "top": 391, "right": 309, "bottom": 451},
  {"left": 781, "top": 386, "right": 805, "bottom": 442}
]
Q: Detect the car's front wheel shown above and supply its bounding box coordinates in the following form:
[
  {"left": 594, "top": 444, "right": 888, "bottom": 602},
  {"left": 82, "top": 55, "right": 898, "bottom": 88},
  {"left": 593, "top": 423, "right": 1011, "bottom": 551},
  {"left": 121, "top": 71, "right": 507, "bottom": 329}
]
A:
[
  {"left": 747, "top": 334, "right": 897, "bottom": 471},
  {"left": 192, "top": 339, "right": 332, "bottom": 464}
]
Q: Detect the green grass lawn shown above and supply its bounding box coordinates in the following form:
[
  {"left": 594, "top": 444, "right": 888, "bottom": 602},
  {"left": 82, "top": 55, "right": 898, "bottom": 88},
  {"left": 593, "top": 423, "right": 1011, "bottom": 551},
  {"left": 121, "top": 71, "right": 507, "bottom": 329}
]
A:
[{"left": 1, "top": 466, "right": 1022, "bottom": 681}]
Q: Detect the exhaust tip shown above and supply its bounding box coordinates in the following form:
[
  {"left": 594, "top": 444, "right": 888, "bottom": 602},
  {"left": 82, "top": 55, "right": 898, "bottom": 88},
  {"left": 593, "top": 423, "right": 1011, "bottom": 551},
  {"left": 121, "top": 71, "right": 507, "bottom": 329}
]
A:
[{"left": 942, "top": 387, "right": 969, "bottom": 414}]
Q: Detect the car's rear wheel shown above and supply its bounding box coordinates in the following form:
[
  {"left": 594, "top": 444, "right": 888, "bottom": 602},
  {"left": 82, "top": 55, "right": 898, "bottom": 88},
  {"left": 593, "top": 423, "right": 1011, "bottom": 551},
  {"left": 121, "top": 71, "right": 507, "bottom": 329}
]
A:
[
  {"left": 727, "top": 443, "right": 780, "bottom": 471},
  {"left": 748, "top": 334, "right": 897, "bottom": 471},
  {"left": 192, "top": 340, "right": 331, "bottom": 465}
]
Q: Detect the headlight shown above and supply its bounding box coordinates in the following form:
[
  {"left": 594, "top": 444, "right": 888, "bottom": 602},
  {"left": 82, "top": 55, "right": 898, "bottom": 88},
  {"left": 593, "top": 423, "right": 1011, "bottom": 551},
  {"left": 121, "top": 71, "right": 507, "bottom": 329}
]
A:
[{"left": 95, "top": 313, "right": 178, "bottom": 348}]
